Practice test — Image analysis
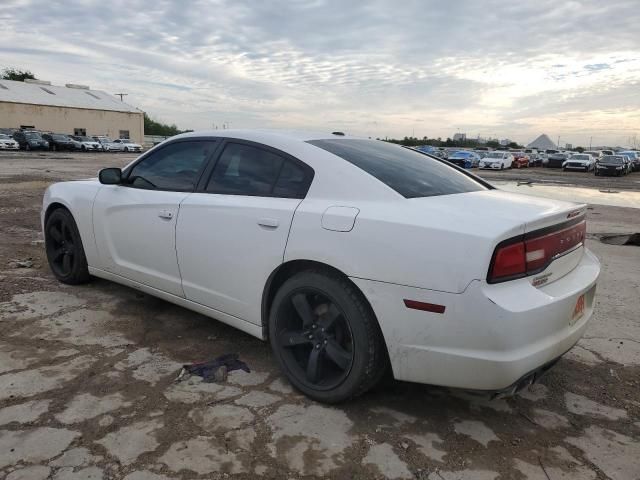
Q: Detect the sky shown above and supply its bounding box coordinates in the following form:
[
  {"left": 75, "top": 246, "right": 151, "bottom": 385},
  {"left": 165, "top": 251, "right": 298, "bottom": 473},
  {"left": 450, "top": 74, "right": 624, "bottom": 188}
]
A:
[{"left": 1, "top": 0, "right": 639, "bottom": 147}]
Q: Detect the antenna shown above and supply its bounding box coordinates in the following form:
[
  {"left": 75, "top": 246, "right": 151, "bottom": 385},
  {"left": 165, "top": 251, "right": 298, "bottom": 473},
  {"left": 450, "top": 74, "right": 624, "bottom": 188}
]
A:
[{"left": 114, "top": 93, "right": 128, "bottom": 102}]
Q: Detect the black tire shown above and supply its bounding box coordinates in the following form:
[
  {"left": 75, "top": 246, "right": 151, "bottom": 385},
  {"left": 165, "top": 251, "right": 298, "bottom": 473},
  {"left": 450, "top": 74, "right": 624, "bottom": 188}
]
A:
[
  {"left": 52, "top": 144, "right": 57, "bottom": 152},
  {"left": 25, "top": 143, "right": 31, "bottom": 151},
  {"left": 81, "top": 145, "right": 86, "bottom": 151},
  {"left": 44, "top": 208, "right": 90, "bottom": 284},
  {"left": 269, "top": 269, "right": 387, "bottom": 403}
]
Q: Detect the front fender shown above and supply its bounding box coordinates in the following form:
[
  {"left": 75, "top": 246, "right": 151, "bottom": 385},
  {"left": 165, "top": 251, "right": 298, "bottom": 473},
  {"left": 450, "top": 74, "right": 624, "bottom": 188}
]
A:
[{"left": 43, "top": 180, "right": 103, "bottom": 268}]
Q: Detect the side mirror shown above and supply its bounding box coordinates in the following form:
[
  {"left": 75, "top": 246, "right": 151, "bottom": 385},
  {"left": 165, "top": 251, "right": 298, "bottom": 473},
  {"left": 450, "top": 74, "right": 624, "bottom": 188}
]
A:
[{"left": 99, "top": 167, "right": 122, "bottom": 185}]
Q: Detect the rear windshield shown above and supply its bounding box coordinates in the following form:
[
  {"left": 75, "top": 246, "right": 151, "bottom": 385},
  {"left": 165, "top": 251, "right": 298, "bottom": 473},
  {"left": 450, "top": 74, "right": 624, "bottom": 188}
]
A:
[
  {"left": 307, "top": 139, "right": 487, "bottom": 198},
  {"left": 601, "top": 156, "right": 623, "bottom": 164}
]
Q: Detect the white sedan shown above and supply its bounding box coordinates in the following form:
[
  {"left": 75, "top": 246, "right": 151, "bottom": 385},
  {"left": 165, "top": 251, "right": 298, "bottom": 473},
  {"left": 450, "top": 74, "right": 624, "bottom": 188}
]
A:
[
  {"left": 42, "top": 130, "right": 600, "bottom": 402},
  {"left": 112, "top": 138, "right": 143, "bottom": 152},
  {"left": 479, "top": 151, "right": 514, "bottom": 169},
  {"left": 564, "top": 153, "right": 596, "bottom": 172},
  {"left": 0, "top": 133, "right": 19, "bottom": 150}
]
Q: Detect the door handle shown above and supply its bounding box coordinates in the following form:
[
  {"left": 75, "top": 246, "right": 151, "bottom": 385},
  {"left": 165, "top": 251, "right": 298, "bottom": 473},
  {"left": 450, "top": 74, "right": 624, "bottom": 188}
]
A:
[
  {"left": 158, "top": 210, "right": 173, "bottom": 220},
  {"left": 258, "top": 218, "right": 279, "bottom": 228}
]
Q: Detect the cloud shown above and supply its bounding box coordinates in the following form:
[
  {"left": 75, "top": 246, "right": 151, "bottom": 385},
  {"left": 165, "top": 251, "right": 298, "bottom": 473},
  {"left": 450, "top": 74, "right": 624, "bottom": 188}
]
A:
[{"left": 0, "top": 0, "right": 639, "bottom": 146}]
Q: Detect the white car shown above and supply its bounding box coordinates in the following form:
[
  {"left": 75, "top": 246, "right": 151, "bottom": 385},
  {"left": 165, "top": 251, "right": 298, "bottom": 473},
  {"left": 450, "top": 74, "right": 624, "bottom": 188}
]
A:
[
  {"left": 112, "top": 138, "right": 143, "bottom": 153},
  {"left": 479, "top": 151, "right": 514, "bottom": 169},
  {"left": 93, "top": 136, "right": 125, "bottom": 152},
  {"left": 41, "top": 130, "right": 600, "bottom": 402},
  {"left": 70, "top": 135, "right": 103, "bottom": 152},
  {"left": 564, "top": 153, "right": 595, "bottom": 172},
  {"left": 0, "top": 133, "right": 19, "bottom": 150}
]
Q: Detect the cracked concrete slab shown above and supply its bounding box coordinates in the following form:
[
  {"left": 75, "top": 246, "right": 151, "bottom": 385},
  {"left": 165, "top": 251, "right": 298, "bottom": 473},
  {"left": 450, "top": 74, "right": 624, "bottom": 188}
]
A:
[
  {"left": 0, "top": 399, "right": 50, "bottom": 425},
  {"left": 453, "top": 420, "right": 499, "bottom": 447},
  {"left": 234, "top": 390, "right": 281, "bottom": 408},
  {"left": 30, "top": 309, "right": 132, "bottom": 348},
  {"left": 406, "top": 432, "right": 446, "bottom": 462},
  {"left": 531, "top": 409, "right": 570, "bottom": 429},
  {"left": 516, "top": 383, "right": 549, "bottom": 402},
  {"left": 0, "top": 291, "right": 85, "bottom": 321},
  {"left": 123, "top": 472, "right": 176, "bottom": 480},
  {"left": 55, "top": 392, "right": 132, "bottom": 424},
  {"left": 267, "top": 403, "right": 354, "bottom": 475},
  {"left": 225, "top": 426, "right": 257, "bottom": 451},
  {"left": 114, "top": 348, "right": 182, "bottom": 386},
  {"left": 0, "top": 343, "right": 42, "bottom": 374},
  {"left": 268, "top": 377, "right": 294, "bottom": 394},
  {"left": 163, "top": 378, "right": 242, "bottom": 404},
  {"left": 0, "top": 427, "right": 79, "bottom": 468},
  {"left": 227, "top": 369, "right": 269, "bottom": 386},
  {"left": 95, "top": 419, "right": 163, "bottom": 465},
  {"left": 0, "top": 355, "right": 96, "bottom": 401},
  {"left": 6, "top": 465, "right": 52, "bottom": 480},
  {"left": 50, "top": 447, "right": 102, "bottom": 467},
  {"left": 513, "top": 458, "right": 596, "bottom": 480},
  {"left": 160, "top": 435, "right": 247, "bottom": 475},
  {"left": 188, "top": 404, "right": 254, "bottom": 431},
  {"left": 52, "top": 467, "right": 104, "bottom": 480},
  {"left": 580, "top": 337, "right": 640, "bottom": 366},
  {"left": 363, "top": 442, "right": 412, "bottom": 479},
  {"left": 566, "top": 426, "right": 640, "bottom": 480},
  {"left": 370, "top": 406, "right": 418, "bottom": 427},
  {"left": 565, "top": 392, "right": 628, "bottom": 420}
]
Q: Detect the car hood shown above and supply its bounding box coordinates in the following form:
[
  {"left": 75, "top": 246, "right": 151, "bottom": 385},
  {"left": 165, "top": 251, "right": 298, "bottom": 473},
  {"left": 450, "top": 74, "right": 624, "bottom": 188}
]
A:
[{"left": 568, "top": 159, "right": 590, "bottom": 164}]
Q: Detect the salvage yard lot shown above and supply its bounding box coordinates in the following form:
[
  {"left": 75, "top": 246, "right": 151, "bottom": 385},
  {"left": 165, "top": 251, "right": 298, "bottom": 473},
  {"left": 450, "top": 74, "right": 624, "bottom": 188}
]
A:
[{"left": 1, "top": 150, "right": 639, "bottom": 480}]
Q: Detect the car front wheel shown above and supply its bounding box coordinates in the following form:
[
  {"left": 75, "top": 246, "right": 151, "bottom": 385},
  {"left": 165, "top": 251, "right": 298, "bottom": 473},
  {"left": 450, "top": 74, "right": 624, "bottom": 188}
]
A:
[
  {"left": 45, "top": 208, "right": 90, "bottom": 284},
  {"left": 269, "top": 269, "right": 387, "bottom": 403}
]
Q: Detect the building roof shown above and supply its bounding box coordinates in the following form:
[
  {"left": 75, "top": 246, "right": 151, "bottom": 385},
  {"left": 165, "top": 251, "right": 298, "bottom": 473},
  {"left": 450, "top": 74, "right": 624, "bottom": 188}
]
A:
[
  {"left": 0, "top": 79, "right": 141, "bottom": 114},
  {"left": 527, "top": 134, "right": 557, "bottom": 150}
]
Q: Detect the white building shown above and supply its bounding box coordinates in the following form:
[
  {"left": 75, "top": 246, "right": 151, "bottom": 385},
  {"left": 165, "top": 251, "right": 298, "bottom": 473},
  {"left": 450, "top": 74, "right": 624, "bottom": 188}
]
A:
[{"left": 0, "top": 79, "right": 144, "bottom": 143}]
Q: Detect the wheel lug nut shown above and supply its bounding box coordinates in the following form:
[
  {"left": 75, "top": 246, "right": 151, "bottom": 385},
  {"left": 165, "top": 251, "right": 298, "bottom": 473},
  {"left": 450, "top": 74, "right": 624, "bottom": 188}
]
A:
[
  {"left": 308, "top": 334, "right": 313, "bottom": 340},
  {"left": 323, "top": 339, "right": 327, "bottom": 344},
  {"left": 315, "top": 344, "right": 320, "bottom": 349}
]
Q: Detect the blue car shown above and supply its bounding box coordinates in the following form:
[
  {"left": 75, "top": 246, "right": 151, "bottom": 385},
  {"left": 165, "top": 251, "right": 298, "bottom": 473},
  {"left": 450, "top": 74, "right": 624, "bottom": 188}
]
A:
[{"left": 447, "top": 150, "right": 481, "bottom": 169}]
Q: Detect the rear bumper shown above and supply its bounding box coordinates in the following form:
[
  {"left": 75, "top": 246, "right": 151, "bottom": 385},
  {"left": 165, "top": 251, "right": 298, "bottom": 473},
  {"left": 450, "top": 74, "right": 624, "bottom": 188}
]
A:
[{"left": 351, "top": 248, "right": 600, "bottom": 390}]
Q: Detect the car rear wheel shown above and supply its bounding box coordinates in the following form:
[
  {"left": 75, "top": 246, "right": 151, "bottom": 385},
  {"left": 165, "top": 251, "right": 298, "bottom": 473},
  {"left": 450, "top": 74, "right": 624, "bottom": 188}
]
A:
[
  {"left": 269, "top": 269, "right": 387, "bottom": 403},
  {"left": 45, "top": 208, "right": 90, "bottom": 284}
]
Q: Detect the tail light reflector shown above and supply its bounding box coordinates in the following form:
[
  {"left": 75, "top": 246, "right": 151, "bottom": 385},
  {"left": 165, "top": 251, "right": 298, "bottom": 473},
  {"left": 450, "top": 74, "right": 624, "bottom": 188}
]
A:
[{"left": 488, "top": 219, "right": 586, "bottom": 284}]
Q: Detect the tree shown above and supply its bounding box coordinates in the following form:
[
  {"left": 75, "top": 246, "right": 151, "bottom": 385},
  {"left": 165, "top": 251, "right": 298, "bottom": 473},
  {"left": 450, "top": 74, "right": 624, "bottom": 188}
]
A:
[
  {"left": 1, "top": 67, "right": 36, "bottom": 81},
  {"left": 143, "top": 112, "right": 183, "bottom": 136}
]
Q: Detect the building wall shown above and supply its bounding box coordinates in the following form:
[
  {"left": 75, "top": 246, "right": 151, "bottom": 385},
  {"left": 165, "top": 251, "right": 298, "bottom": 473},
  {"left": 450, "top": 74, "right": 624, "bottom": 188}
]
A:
[{"left": 0, "top": 102, "right": 144, "bottom": 143}]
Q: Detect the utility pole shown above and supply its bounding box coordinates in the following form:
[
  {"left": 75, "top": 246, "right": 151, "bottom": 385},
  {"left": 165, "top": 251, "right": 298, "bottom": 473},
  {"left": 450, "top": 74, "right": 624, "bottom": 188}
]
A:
[
  {"left": 589, "top": 136, "right": 593, "bottom": 150},
  {"left": 557, "top": 136, "right": 560, "bottom": 149},
  {"left": 114, "top": 93, "right": 128, "bottom": 102}
]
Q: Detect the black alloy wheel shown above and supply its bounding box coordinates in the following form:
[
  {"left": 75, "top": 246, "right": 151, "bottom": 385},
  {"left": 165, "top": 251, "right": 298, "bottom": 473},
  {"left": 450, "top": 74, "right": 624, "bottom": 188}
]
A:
[
  {"left": 45, "top": 208, "right": 90, "bottom": 284},
  {"left": 269, "top": 269, "right": 387, "bottom": 403},
  {"left": 275, "top": 289, "right": 354, "bottom": 390}
]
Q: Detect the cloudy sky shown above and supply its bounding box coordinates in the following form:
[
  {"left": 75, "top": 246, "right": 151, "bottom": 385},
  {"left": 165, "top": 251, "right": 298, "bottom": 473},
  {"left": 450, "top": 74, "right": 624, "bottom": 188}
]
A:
[{"left": 1, "top": 0, "right": 639, "bottom": 146}]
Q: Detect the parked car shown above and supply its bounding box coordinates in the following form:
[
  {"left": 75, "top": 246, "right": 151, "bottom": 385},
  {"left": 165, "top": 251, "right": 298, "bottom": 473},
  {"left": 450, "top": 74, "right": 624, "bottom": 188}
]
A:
[
  {"left": 595, "top": 155, "right": 627, "bottom": 176},
  {"left": 601, "top": 150, "right": 614, "bottom": 156},
  {"left": 0, "top": 133, "right": 20, "bottom": 150},
  {"left": 511, "top": 152, "right": 530, "bottom": 168},
  {"left": 447, "top": 150, "right": 481, "bottom": 168},
  {"left": 42, "top": 133, "right": 77, "bottom": 151},
  {"left": 93, "top": 136, "right": 125, "bottom": 152},
  {"left": 618, "top": 153, "right": 634, "bottom": 174},
  {"left": 479, "top": 151, "right": 513, "bottom": 169},
  {"left": 564, "top": 154, "right": 595, "bottom": 172},
  {"left": 42, "top": 130, "right": 600, "bottom": 403},
  {"left": 112, "top": 138, "right": 143, "bottom": 153},
  {"left": 583, "top": 150, "right": 602, "bottom": 161},
  {"left": 70, "top": 136, "right": 103, "bottom": 152},
  {"left": 524, "top": 149, "right": 541, "bottom": 166},
  {"left": 545, "top": 152, "right": 569, "bottom": 168},
  {"left": 13, "top": 130, "right": 49, "bottom": 150},
  {"left": 618, "top": 151, "right": 640, "bottom": 172}
]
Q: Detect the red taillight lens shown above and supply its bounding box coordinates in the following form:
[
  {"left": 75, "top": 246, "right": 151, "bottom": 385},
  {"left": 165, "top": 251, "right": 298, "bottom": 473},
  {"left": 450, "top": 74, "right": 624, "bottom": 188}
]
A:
[
  {"left": 489, "top": 241, "right": 526, "bottom": 281},
  {"left": 488, "top": 219, "right": 586, "bottom": 283}
]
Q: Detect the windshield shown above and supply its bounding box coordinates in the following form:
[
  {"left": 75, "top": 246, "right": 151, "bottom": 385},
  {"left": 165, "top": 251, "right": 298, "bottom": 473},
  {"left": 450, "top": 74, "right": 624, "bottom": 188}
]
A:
[
  {"left": 77, "top": 137, "right": 93, "bottom": 142},
  {"left": 307, "top": 139, "right": 487, "bottom": 198},
  {"left": 24, "top": 132, "right": 42, "bottom": 139},
  {"left": 121, "top": 139, "right": 132, "bottom": 143},
  {"left": 486, "top": 152, "right": 504, "bottom": 159},
  {"left": 0, "top": 134, "right": 10, "bottom": 139},
  {"left": 601, "top": 156, "right": 623, "bottom": 164},
  {"left": 451, "top": 151, "right": 471, "bottom": 157},
  {"left": 571, "top": 155, "right": 589, "bottom": 160},
  {"left": 52, "top": 134, "right": 68, "bottom": 141}
]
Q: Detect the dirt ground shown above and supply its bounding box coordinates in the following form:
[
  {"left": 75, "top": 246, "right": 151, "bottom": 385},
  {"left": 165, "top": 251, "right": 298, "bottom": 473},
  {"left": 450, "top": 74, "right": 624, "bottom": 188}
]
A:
[{"left": 0, "top": 150, "right": 639, "bottom": 480}]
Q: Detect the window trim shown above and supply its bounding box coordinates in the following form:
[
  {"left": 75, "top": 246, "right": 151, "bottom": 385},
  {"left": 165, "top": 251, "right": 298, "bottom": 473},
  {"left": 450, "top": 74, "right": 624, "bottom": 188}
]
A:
[
  {"left": 196, "top": 138, "right": 315, "bottom": 199},
  {"left": 121, "top": 137, "right": 222, "bottom": 193}
]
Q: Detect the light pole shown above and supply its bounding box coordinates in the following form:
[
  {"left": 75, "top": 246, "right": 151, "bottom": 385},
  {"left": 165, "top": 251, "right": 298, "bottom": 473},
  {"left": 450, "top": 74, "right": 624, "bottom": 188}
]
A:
[{"left": 589, "top": 136, "right": 593, "bottom": 150}]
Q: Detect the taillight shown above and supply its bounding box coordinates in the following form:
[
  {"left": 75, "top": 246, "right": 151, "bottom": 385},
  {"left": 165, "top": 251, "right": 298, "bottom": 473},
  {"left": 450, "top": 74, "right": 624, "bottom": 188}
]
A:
[{"left": 488, "top": 219, "right": 586, "bottom": 284}]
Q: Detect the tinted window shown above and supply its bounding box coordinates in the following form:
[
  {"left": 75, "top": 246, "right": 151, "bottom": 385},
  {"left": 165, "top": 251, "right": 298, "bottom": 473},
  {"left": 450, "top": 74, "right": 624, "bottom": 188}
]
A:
[
  {"left": 308, "top": 139, "right": 486, "bottom": 198},
  {"left": 127, "top": 141, "right": 215, "bottom": 191},
  {"left": 207, "top": 143, "right": 282, "bottom": 196},
  {"left": 272, "top": 160, "right": 310, "bottom": 198}
]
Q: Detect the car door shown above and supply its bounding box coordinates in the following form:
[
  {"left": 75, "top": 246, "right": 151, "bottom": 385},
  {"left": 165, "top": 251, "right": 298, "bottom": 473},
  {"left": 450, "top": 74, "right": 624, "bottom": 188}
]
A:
[
  {"left": 177, "top": 139, "right": 314, "bottom": 324},
  {"left": 93, "top": 139, "right": 218, "bottom": 296}
]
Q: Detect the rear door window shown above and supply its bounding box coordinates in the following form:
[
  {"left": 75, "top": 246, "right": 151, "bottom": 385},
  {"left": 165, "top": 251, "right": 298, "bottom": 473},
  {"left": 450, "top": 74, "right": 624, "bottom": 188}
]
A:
[{"left": 308, "top": 139, "right": 487, "bottom": 198}]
